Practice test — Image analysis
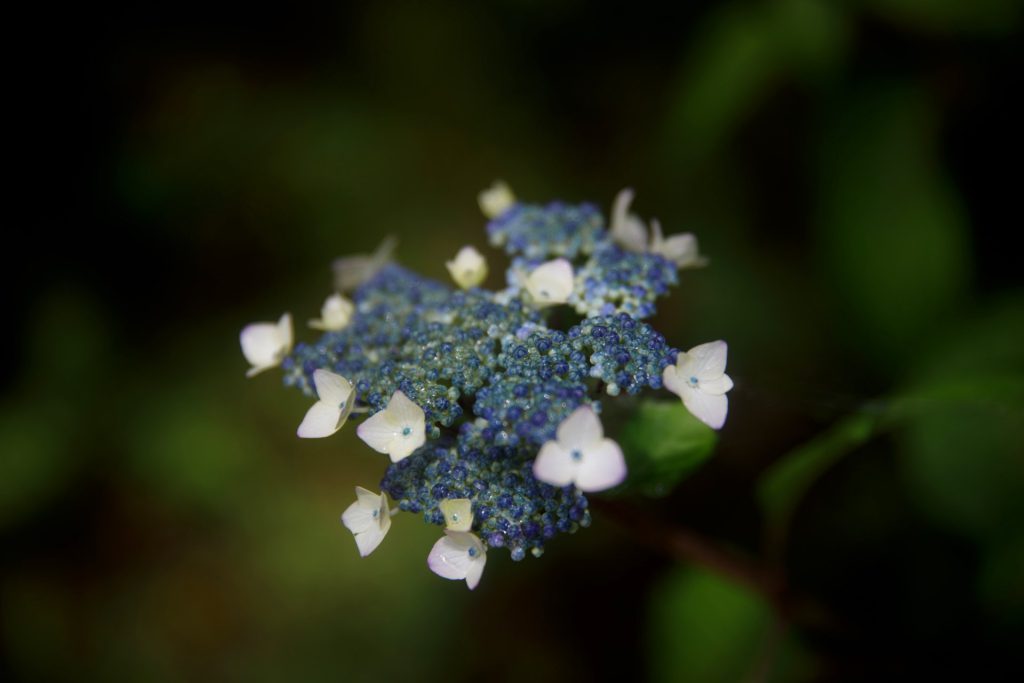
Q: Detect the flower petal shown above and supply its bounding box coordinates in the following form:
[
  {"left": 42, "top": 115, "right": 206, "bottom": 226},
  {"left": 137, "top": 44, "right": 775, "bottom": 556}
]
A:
[
  {"left": 313, "top": 369, "right": 354, "bottom": 406},
  {"left": 440, "top": 498, "right": 474, "bottom": 532},
  {"left": 353, "top": 523, "right": 389, "bottom": 557},
  {"left": 276, "top": 313, "right": 293, "bottom": 353},
  {"left": 555, "top": 405, "right": 603, "bottom": 449},
  {"left": 662, "top": 362, "right": 686, "bottom": 398},
  {"left": 427, "top": 531, "right": 479, "bottom": 581},
  {"left": 478, "top": 180, "right": 516, "bottom": 218},
  {"left": 297, "top": 401, "right": 344, "bottom": 438},
  {"left": 532, "top": 441, "right": 577, "bottom": 487},
  {"left": 386, "top": 390, "right": 425, "bottom": 426},
  {"left": 240, "top": 322, "right": 285, "bottom": 369},
  {"left": 525, "top": 258, "right": 574, "bottom": 306},
  {"left": 341, "top": 498, "right": 375, "bottom": 535},
  {"left": 682, "top": 389, "right": 729, "bottom": 430},
  {"left": 356, "top": 410, "right": 399, "bottom": 454},
  {"left": 446, "top": 246, "right": 488, "bottom": 289},
  {"left": 688, "top": 340, "right": 728, "bottom": 379},
  {"left": 464, "top": 552, "right": 486, "bottom": 590},
  {"left": 699, "top": 373, "right": 733, "bottom": 395},
  {"left": 610, "top": 188, "right": 648, "bottom": 252},
  {"left": 576, "top": 438, "right": 627, "bottom": 492}
]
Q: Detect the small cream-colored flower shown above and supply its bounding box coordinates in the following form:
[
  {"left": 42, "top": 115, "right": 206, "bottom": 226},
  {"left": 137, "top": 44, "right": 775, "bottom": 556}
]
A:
[
  {"left": 240, "top": 312, "right": 293, "bottom": 377},
  {"left": 440, "top": 498, "right": 473, "bottom": 532},
  {"left": 340, "top": 487, "right": 392, "bottom": 557},
  {"left": 332, "top": 236, "right": 397, "bottom": 292},
  {"left": 663, "top": 340, "right": 733, "bottom": 429},
  {"left": 297, "top": 369, "right": 356, "bottom": 438},
  {"left": 356, "top": 390, "right": 427, "bottom": 462},
  {"left": 610, "top": 188, "right": 707, "bottom": 268},
  {"left": 446, "top": 246, "right": 488, "bottom": 289},
  {"left": 533, "top": 406, "right": 626, "bottom": 492},
  {"left": 525, "top": 258, "right": 574, "bottom": 307},
  {"left": 478, "top": 180, "right": 516, "bottom": 218},
  {"left": 308, "top": 293, "right": 354, "bottom": 331}
]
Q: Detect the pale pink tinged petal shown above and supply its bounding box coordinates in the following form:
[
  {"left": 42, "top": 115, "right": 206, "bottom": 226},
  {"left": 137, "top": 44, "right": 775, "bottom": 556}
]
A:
[
  {"left": 356, "top": 411, "right": 399, "bottom": 454},
  {"left": 575, "top": 438, "right": 627, "bottom": 492},
  {"left": 427, "top": 533, "right": 475, "bottom": 581},
  {"left": 683, "top": 390, "right": 729, "bottom": 430},
  {"left": 313, "top": 369, "right": 354, "bottom": 406},
  {"left": 555, "top": 405, "right": 603, "bottom": 449},
  {"left": 297, "top": 401, "right": 344, "bottom": 438},
  {"left": 532, "top": 441, "right": 577, "bottom": 487},
  {"left": 341, "top": 499, "right": 375, "bottom": 535},
  {"left": 464, "top": 553, "right": 486, "bottom": 590},
  {"left": 699, "top": 373, "right": 734, "bottom": 396},
  {"left": 688, "top": 340, "right": 728, "bottom": 379}
]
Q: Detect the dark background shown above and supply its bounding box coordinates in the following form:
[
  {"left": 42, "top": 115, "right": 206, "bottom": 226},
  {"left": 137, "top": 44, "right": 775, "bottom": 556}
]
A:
[{"left": 4, "top": 1, "right": 1022, "bottom": 680}]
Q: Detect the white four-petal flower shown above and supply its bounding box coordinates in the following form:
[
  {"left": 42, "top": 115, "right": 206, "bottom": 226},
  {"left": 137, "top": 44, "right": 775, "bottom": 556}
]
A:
[
  {"left": 240, "top": 312, "right": 293, "bottom": 378},
  {"left": 478, "top": 180, "right": 516, "bottom": 218},
  {"left": 308, "top": 293, "right": 354, "bottom": 331},
  {"left": 297, "top": 369, "right": 356, "bottom": 438},
  {"left": 356, "top": 390, "right": 427, "bottom": 462},
  {"left": 341, "top": 486, "right": 392, "bottom": 557},
  {"left": 533, "top": 406, "right": 627, "bottom": 492},
  {"left": 610, "top": 188, "right": 707, "bottom": 268},
  {"left": 427, "top": 530, "right": 487, "bottom": 590},
  {"left": 446, "top": 246, "right": 489, "bottom": 290},
  {"left": 439, "top": 498, "right": 473, "bottom": 532},
  {"left": 663, "top": 340, "right": 734, "bottom": 430},
  {"left": 524, "top": 258, "right": 574, "bottom": 307}
]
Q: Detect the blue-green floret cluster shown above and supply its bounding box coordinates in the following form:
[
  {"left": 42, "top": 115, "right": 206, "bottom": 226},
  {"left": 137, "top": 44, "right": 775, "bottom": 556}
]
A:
[
  {"left": 380, "top": 428, "right": 591, "bottom": 561},
  {"left": 487, "top": 201, "right": 605, "bottom": 259},
  {"left": 571, "top": 243, "right": 679, "bottom": 319}
]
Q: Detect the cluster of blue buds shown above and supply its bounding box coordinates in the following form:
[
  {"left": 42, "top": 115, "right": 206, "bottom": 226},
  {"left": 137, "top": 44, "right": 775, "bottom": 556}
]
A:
[{"left": 240, "top": 182, "right": 733, "bottom": 589}]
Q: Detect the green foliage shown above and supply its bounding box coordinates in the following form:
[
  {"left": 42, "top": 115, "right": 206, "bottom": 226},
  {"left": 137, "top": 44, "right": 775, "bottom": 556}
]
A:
[{"left": 616, "top": 400, "right": 717, "bottom": 497}]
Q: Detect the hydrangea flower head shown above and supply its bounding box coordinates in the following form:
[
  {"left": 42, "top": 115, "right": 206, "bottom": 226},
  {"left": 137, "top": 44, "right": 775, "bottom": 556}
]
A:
[{"left": 247, "top": 184, "right": 732, "bottom": 589}]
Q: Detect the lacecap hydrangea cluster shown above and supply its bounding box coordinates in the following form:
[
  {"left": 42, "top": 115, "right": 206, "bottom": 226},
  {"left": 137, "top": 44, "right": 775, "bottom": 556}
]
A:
[{"left": 240, "top": 182, "right": 733, "bottom": 590}]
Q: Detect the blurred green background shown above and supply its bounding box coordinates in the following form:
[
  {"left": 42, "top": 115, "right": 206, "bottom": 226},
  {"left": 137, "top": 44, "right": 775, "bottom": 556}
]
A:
[{"left": 4, "top": 0, "right": 1023, "bottom": 680}]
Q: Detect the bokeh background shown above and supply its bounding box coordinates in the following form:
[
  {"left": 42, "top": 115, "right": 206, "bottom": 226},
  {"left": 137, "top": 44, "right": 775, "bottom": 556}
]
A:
[{"left": 4, "top": 0, "right": 1023, "bottom": 680}]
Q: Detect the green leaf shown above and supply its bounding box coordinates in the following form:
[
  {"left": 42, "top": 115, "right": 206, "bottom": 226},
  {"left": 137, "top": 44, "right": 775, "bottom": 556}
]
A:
[{"left": 616, "top": 400, "right": 717, "bottom": 497}]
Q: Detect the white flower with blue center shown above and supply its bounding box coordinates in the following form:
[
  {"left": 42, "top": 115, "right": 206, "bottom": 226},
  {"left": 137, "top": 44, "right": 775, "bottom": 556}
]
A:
[
  {"left": 525, "top": 258, "right": 574, "bottom": 307},
  {"left": 341, "top": 487, "right": 393, "bottom": 557},
  {"left": 297, "top": 369, "right": 356, "bottom": 439},
  {"left": 427, "top": 530, "right": 487, "bottom": 590},
  {"left": 478, "top": 180, "right": 516, "bottom": 218},
  {"left": 663, "top": 340, "right": 733, "bottom": 430},
  {"left": 240, "top": 312, "right": 293, "bottom": 378},
  {"left": 356, "top": 390, "right": 427, "bottom": 462},
  {"left": 440, "top": 498, "right": 473, "bottom": 532},
  {"left": 308, "top": 293, "right": 354, "bottom": 331},
  {"left": 446, "top": 246, "right": 489, "bottom": 290},
  {"left": 610, "top": 188, "right": 706, "bottom": 269},
  {"left": 533, "top": 406, "right": 627, "bottom": 492}
]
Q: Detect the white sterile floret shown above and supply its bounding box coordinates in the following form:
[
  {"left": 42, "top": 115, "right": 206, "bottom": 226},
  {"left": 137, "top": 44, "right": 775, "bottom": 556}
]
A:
[
  {"left": 240, "top": 312, "right": 293, "bottom": 378},
  {"left": 340, "top": 486, "right": 392, "bottom": 557},
  {"left": 440, "top": 498, "right": 473, "bottom": 532},
  {"left": 446, "top": 246, "right": 488, "bottom": 290},
  {"left": 663, "top": 340, "right": 734, "bottom": 430},
  {"left": 297, "top": 369, "right": 356, "bottom": 438},
  {"left": 478, "top": 180, "right": 516, "bottom": 218},
  {"left": 427, "top": 530, "right": 487, "bottom": 590},
  {"left": 308, "top": 293, "right": 354, "bottom": 331},
  {"left": 610, "top": 188, "right": 706, "bottom": 269},
  {"left": 533, "top": 406, "right": 627, "bottom": 492},
  {"left": 332, "top": 236, "right": 397, "bottom": 292},
  {"left": 525, "top": 258, "right": 574, "bottom": 307},
  {"left": 356, "top": 390, "right": 427, "bottom": 462}
]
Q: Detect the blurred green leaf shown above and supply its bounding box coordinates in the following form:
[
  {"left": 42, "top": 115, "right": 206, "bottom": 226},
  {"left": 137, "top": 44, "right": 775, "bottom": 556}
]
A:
[
  {"left": 616, "top": 400, "right": 716, "bottom": 497},
  {"left": 648, "top": 568, "right": 816, "bottom": 682},
  {"left": 0, "top": 402, "right": 75, "bottom": 530},
  {"left": 815, "top": 85, "right": 972, "bottom": 366},
  {"left": 861, "top": 0, "right": 1023, "bottom": 35}
]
